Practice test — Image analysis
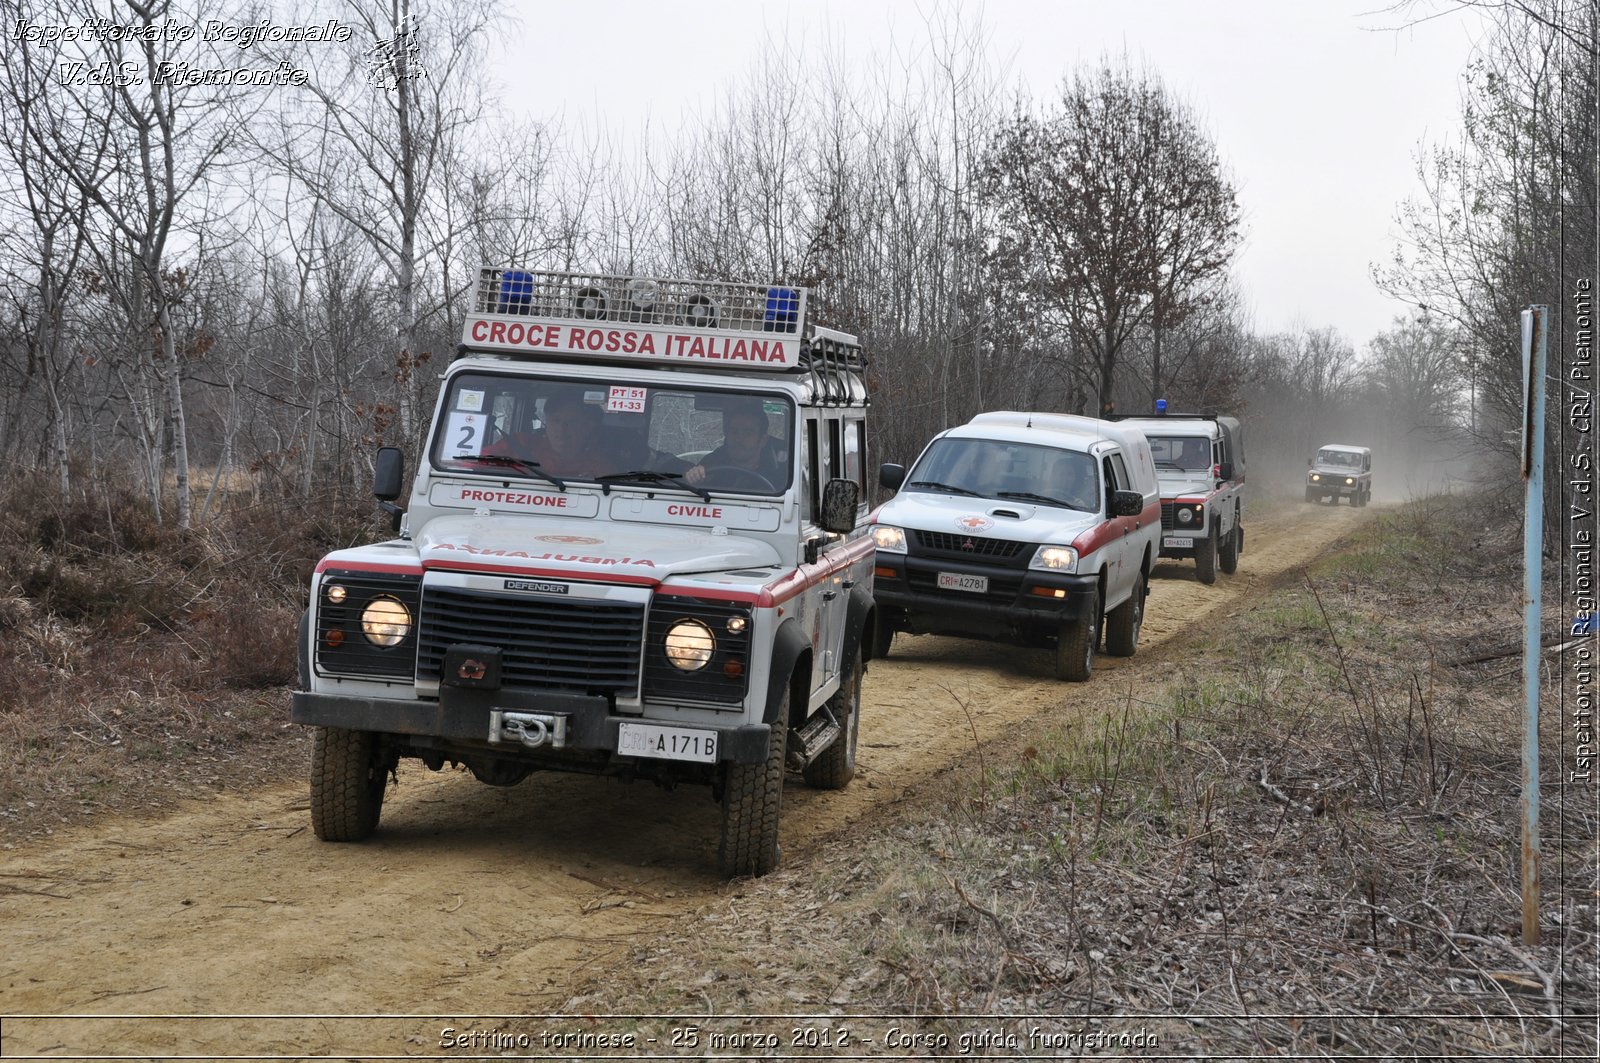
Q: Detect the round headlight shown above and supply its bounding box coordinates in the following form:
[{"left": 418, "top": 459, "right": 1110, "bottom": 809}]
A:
[
  {"left": 1344, "top": 477, "right": 1355, "bottom": 486},
  {"left": 361, "top": 596, "right": 410, "bottom": 647},
  {"left": 1310, "top": 474, "right": 1321, "bottom": 482},
  {"left": 664, "top": 618, "right": 715, "bottom": 671},
  {"left": 1177, "top": 507, "right": 1194, "bottom": 525}
]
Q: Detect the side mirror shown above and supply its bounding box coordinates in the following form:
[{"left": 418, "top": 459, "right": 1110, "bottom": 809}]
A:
[
  {"left": 374, "top": 446, "right": 406, "bottom": 532},
  {"left": 879, "top": 462, "right": 906, "bottom": 491},
  {"left": 1307, "top": 457, "right": 1314, "bottom": 467},
  {"left": 1216, "top": 462, "right": 1234, "bottom": 481},
  {"left": 1111, "top": 490, "right": 1143, "bottom": 517},
  {"left": 820, "top": 478, "right": 860, "bottom": 534},
  {"left": 374, "top": 446, "right": 405, "bottom": 501}
]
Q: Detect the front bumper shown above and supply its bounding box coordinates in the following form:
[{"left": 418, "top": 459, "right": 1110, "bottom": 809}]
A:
[
  {"left": 873, "top": 552, "right": 1097, "bottom": 640},
  {"left": 291, "top": 687, "right": 772, "bottom": 764}
]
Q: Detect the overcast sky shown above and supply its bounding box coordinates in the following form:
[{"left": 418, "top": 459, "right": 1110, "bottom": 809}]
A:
[{"left": 488, "top": 0, "right": 1489, "bottom": 352}]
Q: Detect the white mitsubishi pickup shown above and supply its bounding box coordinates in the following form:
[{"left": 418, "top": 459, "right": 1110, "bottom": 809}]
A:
[{"left": 870, "top": 412, "right": 1161, "bottom": 681}]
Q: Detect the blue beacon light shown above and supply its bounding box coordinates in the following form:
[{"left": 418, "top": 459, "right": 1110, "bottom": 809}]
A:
[
  {"left": 1155, "top": 398, "right": 1168, "bottom": 414},
  {"left": 764, "top": 286, "right": 799, "bottom": 332}
]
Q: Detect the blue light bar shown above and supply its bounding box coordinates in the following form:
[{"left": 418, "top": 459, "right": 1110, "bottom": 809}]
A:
[
  {"left": 764, "top": 286, "right": 799, "bottom": 332},
  {"left": 1155, "top": 398, "right": 1168, "bottom": 414},
  {"left": 498, "top": 270, "right": 534, "bottom": 313}
]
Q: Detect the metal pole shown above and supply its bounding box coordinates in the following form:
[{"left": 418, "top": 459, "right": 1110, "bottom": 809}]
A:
[{"left": 1520, "top": 305, "right": 1548, "bottom": 947}]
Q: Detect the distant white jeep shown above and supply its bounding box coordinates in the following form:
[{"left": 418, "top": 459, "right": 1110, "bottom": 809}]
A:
[
  {"left": 1111, "top": 413, "right": 1246, "bottom": 585},
  {"left": 1305, "top": 444, "right": 1373, "bottom": 506}
]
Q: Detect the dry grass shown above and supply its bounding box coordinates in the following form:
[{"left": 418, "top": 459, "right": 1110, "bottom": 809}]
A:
[
  {"left": 562, "top": 492, "right": 1597, "bottom": 1060},
  {"left": 0, "top": 471, "right": 390, "bottom": 843}
]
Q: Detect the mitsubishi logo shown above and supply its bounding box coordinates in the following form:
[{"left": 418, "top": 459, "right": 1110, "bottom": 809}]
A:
[{"left": 961, "top": 539, "right": 975, "bottom": 551}]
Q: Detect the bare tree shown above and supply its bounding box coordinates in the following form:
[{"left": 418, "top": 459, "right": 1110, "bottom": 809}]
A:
[{"left": 981, "top": 59, "right": 1241, "bottom": 414}]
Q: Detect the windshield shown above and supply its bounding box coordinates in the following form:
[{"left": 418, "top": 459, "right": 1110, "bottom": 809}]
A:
[
  {"left": 1316, "top": 449, "right": 1362, "bottom": 468},
  {"left": 431, "top": 372, "right": 795, "bottom": 495},
  {"left": 1146, "top": 435, "right": 1213, "bottom": 473},
  {"left": 907, "top": 437, "right": 1099, "bottom": 512}
]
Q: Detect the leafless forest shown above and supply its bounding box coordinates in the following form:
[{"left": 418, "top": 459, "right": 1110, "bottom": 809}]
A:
[{"left": 0, "top": 0, "right": 1591, "bottom": 526}]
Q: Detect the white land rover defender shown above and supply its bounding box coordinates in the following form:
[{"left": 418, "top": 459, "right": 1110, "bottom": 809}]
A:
[
  {"left": 1305, "top": 444, "right": 1373, "bottom": 506},
  {"left": 291, "top": 268, "right": 876, "bottom": 878},
  {"left": 1111, "top": 410, "right": 1246, "bottom": 585},
  {"left": 870, "top": 412, "right": 1161, "bottom": 681}
]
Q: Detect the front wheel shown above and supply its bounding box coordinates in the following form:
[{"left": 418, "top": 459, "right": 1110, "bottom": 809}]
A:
[
  {"left": 1105, "top": 573, "right": 1144, "bottom": 657},
  {"left": 804, "top": 647, "right": 860, "bottom": 789},
  {"left": 1195, "top": 527, "right": 1218, "bottom": 585},
  {"left": 310, "top": 727, "right": 387, "bottom": 842},
  {"left": 1304, "top": 487, "right": 1316, "bottom": 503},
  {"left": 871, "top": 615, "right": 895, "bottom": 659},
  {"left": 1055, "top": 585, "right": 1100, "bottom": 682},
  {"left": 1218, "top": 520, "right": 1239, "bottom": 575},
  {"left": 719, "top": 686, "right": 788, "bottom": 877}
]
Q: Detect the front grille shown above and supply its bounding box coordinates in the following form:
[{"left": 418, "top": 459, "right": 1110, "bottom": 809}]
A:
[
  {"left": 912, "top": 530, "right": 1027, "bottom": 559},
  {"left": 417, "top": 588, "right": 644, "bottom": 696},
  {"left": 644, "top": 597, "right": 753, "bottom": 705},
  {"left": 1161, "top": 502, "right": 1176, "bottom": 531}
]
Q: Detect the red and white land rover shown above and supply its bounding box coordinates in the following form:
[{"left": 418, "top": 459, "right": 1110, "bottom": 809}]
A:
[{"left": 291, "top": 268, "right": 876, "bottom": 877}]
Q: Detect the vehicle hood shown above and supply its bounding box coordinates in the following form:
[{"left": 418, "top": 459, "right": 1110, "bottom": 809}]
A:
[
  {"left": 1309, "top": 464, "right": 1361, "bottom": 476},
  {"left": 413, "top": 514, "right": 781, "bottom": 579},
  {"left": 875, "top": 491, "right": 1099, "bottom": 546},
  {"left": 1157, "top": 473, "right": 1217, "bottom": 498}
]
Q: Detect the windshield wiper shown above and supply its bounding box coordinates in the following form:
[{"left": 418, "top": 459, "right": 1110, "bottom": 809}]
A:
[
  {"left": 997, "top": 490, "right": 1081, "bottom": 509},
  {"left": 1154, "top": 460, "right": 1186, "bottom": 471},
  {"left": 907, "top": 480, "right": 982, "bottom": 496},
  {"left": 595, "top": 470, "right": 712, "bottom": 502},
  {"left": 468, "top": 454, "right": 566, "bottom": 491}
]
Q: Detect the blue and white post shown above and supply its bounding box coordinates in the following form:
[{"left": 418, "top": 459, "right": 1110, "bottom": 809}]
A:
[{"left": 1520, "top": 305, "right": 1549, "bottom": 947}]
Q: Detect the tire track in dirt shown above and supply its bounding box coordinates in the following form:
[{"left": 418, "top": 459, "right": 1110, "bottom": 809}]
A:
[{"left": 0, "top": 501, "right": 1372, "bottom": 1057}]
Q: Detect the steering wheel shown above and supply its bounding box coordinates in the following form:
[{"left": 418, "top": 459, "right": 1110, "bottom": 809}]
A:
[{"left": 701, "top": 465, "right": 777, "bottom": 492}]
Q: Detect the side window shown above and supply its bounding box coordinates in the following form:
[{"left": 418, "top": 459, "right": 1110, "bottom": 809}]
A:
[
  {"left": 845, "top": 419, "right": 865, "bottom": 493},
  {"left": 805, "top": 418, "right": 821, "bottom": 522},
  {"left": 1109, "top": 453, "right": 1131, "bottom": 498},
  {"left": 1101, "top": 456, "right": 1120, "bottom": 511}
]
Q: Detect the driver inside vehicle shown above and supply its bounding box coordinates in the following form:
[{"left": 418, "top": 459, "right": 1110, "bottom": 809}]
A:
[
  {"left": 684, "top": 403, "right": 784, "bottom": 488},
  {"left": 484, "top": 390, "right": 608, "bottom": 478}
]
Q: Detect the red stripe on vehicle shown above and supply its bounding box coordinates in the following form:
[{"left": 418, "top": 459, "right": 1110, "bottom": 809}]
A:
[
  {"left": 423, "top": 559, "right": 661, "bottom": 586},
  {"left": 315, "top": 560, "right": 423, "bottom": 576}
]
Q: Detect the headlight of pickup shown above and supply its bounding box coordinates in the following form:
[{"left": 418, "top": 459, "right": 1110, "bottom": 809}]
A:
[
  {"left": 664, "top": 618, "right": 715, "bottom": 671},
  {"left": 1175, "top": 503, "right": 1203, "bottom": 526},
  {"left": 1344, "top": 477, "right": 1355, "bottom": 486},
  {"left": 1309, "top": 473, "right": 1322, "bottom": 483},
  {"left": 316, "top": 571, "right": 421, "bottom": 679},
  {"left": 872, "top": 525, "right": 907, "bottom": 553},
  {"left": 1029, "top": 545, "right": 1079, "bottom": 572}
]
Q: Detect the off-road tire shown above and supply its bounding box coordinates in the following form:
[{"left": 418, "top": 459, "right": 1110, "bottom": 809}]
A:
[
  {"left": 1195, "top": 527, "right": 1218, "bottom": 585},
  {"left": 310, "top": 727, "right": 386, "bottom": 842},
  {"left": 1304, "top": 487, "right": 1316, "bottom": 503},
  {"left": 719, "top": 687, "right": 788, "bottom": 877},
  {"left": 871, "top": 616, "right": 895, "bottom": 659},
  {"left": 804, "top": 647, "right": 861, "bottom": 789},
  {"left": 1055, "top": 585, "right": 1100, "bottom": 682},
  {"left": 1218, "top": 520, "right": 1240, "bottom": 575},
  {"left": 1105, "top": 573, "right": 1144, "bottom": 657}
]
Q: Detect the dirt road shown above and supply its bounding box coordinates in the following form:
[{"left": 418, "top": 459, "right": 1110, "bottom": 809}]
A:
[{"left": 0, "top": 502, "right": 1372, "bottom": 1058}]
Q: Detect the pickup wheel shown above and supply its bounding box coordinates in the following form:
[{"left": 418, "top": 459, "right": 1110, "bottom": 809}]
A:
[
  {"left": 1195, "top": 527, "right": 1218, "bottom": 585},
  {"left": 1055, "top": 585, "right": 1100, "bottom": 682},
  {"left": 1218, "top": 520, "right": 1240, "bottom": 575},
  {"left": 804, "top": 647, "right": 860, "bottom": 789},
  {"left": 871, "top": 615, "right": 895, "bottom": 659},
  {"left": 719, "top": 686, "right": 788, "bottom": 877},
  {"left": 1304, "top": 487, "right": 1317, "bottom": 504},
  {"left": 310, "top": 727, "right": 387, "bottom": 842},
  {"left": 1104, "top": 573, "right": 1144, "bottom": 657}
]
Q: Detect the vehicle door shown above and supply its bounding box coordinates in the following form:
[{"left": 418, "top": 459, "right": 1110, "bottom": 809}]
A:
[
  {"left": 1100, "top": 451, "right": 1135, "bottom": 606},
  {"left": 799, "top": 411, "right": 847, "bottom": 700}
]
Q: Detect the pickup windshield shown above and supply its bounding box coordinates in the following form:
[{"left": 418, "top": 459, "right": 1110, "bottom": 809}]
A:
[
  {"left": 431, "top": 372, "right": 795, "bottom": 495},
  {"left": 906, "top": 438, "right": 1099, "bottom": 512}
]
